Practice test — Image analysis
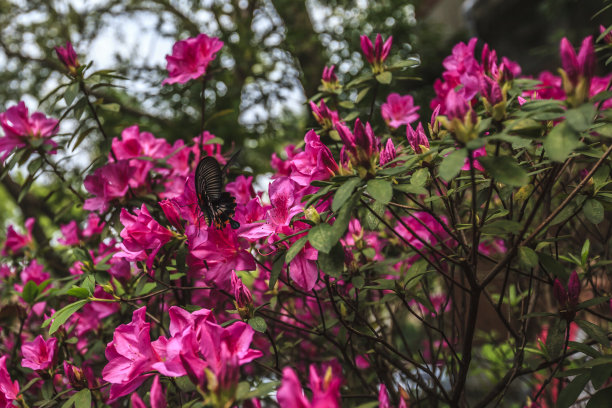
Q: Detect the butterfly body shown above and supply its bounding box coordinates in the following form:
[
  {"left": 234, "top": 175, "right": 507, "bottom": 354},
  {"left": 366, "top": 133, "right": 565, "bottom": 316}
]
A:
[{"left": 195, "top": 156, "right": 239, "bottom": 229}]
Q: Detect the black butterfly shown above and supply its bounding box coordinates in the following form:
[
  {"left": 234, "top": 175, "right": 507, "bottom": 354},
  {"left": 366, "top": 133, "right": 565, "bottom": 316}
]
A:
[{"left": 195, "top": 156, "right": 240, "bottom": 230}]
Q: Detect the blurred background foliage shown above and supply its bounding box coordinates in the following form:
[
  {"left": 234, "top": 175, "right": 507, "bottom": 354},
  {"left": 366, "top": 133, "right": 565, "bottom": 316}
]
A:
[{"left": 0, "top": 0, "right": 610, "bottom": 230}]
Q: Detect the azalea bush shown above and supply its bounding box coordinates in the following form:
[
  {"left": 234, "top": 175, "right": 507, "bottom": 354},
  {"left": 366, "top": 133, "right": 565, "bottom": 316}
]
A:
[{"left": 0, "top": 17, "right": 612, "bottom": 408}]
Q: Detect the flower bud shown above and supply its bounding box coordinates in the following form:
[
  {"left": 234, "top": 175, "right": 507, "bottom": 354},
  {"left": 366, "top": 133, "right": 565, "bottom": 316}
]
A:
[
  {"left": 567, "top": 271, "right": 581, "bottom": 306},
  {"left": 54, "top": 42, "right": 80, "bottom": 76},
  {"left": 553, "top": 278, "right": 568, "bottom": 305},
  {"left": 63, "top": 361, "right": 87, "bottom": 390}
]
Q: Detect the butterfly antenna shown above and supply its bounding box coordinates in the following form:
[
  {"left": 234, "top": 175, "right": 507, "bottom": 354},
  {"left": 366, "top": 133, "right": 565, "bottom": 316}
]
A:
[{"left": 222, "top": 148, "right": 242, "bottom": 173}]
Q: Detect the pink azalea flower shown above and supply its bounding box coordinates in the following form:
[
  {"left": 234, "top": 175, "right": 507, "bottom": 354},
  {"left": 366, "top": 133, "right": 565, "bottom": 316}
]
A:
[
  {"left": 322, "top": 65, "right": 338, "bottom": 84},
  {"left": 83, "top": 160, "right": 135, "bottom": 212},
  {"left": 277, "top": 364, "right": 342, "bottom": 408},
  {"left": 406, "top": 122, "right": 429, "bottom": 154},
  {"left": 461, "top": 146, "right": 486, "bottom": 172},
  {"left": 271, "top": 145, "right": 298, "bottom": 177},
  {"left": 82, "top": 213, "right": 105, "bottom": 237},
  {"left": 361, "top": 34, "right": 392, "bottom": 66},
  {"left": 187, "top": 225, "right": 256, "bottom": 289},
  {"left": 560, "top": 36, "right": 595, "bottom": 84},
  {"left": 381, "top": 93, "right": 420, "bottom": 128},
  {"left": 21, "top": 335, "right": 57, "bottom": 371},
  {"left": 310, "top": 100, "right": 342, "bottom": 129},
  {"left": 600, "top": 25, "right": 612, "bottom": 44},
  {"left": 379, "top": 139, "right": 397, "bottom": 166},
  {"left": 54, "top": 41, "right": 80, "bottom": 74},
  {"left": 2, "top": 218, "right": 34, "bottom": 256},
  {"left": 336, "top": 119, "right": 380, "bottom": 167},
  {"left": 150, "top": 376, "right": 167, "bottom": 408},
  {"left": 19, "top": 259, "right": 50, "bottom": 286},
  {"left": 163, "top": 33, "right": 224, "bottom": 85},
  {"left": 289, "top": 245, "right": 319, "bottom": 291},
  {"left": 231, "top": 271, "right": 253, "bottom": 309},
  {"left": 58, "top": 220, "right": 80, "bottom": 246},
  {"left": 225, "top": 175, "right": 256, "bottom": 205},
  {"left": 290, "top": 130, "right": 338, "bottom": 187},
  {"left": 103, "top": 307, "right": 159, "bottom": 402},
  {"left": 395, "top": 212, "right": 452, "bottom": 252},
  {"left": 590, "top": 74, "right": 612, "bottom": 110},
  {"left": 527, "top": 71, "right": 565, "bottom": 100},
  {"left": 0, "top": 102, "right": 59, "bottom": 160},
  {"left": 116, "top": 204, "right": 174, "bottom": 270},
  {"left": 0, "top": 355, "right": 20, "bottom": 407}
]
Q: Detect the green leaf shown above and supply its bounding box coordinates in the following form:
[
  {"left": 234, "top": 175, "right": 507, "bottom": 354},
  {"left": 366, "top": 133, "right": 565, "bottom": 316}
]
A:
[
  {"left": 481, "top": 219, "right": 521, "bottom": 235},
  {"left": 332, "top": 178, "right": 361, "bottom": 212},
  {"left": 568, "top": 341, "right": 602, "bottom": 358},
  {"left": 583, "top": 199, "right": 604, "bottom": 224},
  {"left": 545, "top": 319, "right": 567, "bottom": 359},
  {"left": 61, "top": 388, "right": 91, "bottom": 408},
  {"left": 439, "top": 149, "right": 467, "bottom": 181},
  {"left": 248, "top": 316, "right": 267, "bottom": 333},
  {"left": 99, "top": 103, "right": 120, "bottom": 112},
  {"left": 49, "top": 299, "right": 89, "bottom": 335},
  {"left": 565, "top": 104, "right": 595, "bottom": 132},
  {"left": 592, "top": 365, "right": 612, "bottom": 390},
  {"left": 576, "top": 296, "right": 611, "bottom": 310},
  {"left": 576, "top": 319, "right": 610, "bottom": 346},
  {"left": 269, "top": 252, "right": 285, "bottom": 289},
  {"left": 587, "top": 387, "right": 612, "bottom": 408},
  {"left": 308, "top": 224, "right": 335, "bottom": 254},
  {"left": 64, "top": 82, "right": 79, "bottom": 106},
  {"left": 544, "top": 122, "right": 580, "bottom": 162},
  {"left": 365, "top": 201, "right": 385, "bottom": 229},
  {"left": 394, "top": 183, "right": 427, "bottom": 195},
  {"left": 82, "top": 275, "right": 95, "bottom": 294},
  {"left": 367, "top": 179, "right": 393, "bottom": 204},
  {"left": 67, "top": 287, "right": 90, "bottom": 299},
  {"left": 557, "top": 373, "right": 590, "bottom": 408},
  {"left": 411, "top": 168, "right": 428, "bottom": 186},
  {"left": 477, "top": 155, "right": 529, "bottom": 187},
  {"left": 285, "top": 236, "right": 308, "bottom": 264},
  {"left": 355, "top": 87, "right": 370, "bottom": 103},
  {"left": 518, "top": 247, "right": 538, "bottom": 268},
  {"left": 248, "top": 316, "right": 268, "bottom": 333},
  {"left": 375, "top": 71, "right": 392, "bottom": 84},
  {"left": 22, "top": 281, "right": 40, "bottom": 304},
  {"left": 318, "top": 243, "right": 345, "bottom": 278}
]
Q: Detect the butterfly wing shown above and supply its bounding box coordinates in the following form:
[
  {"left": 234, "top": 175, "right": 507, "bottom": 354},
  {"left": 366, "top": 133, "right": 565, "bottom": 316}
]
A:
[{"left": 195, "top": 156, "right": 223, "bottom": 202}]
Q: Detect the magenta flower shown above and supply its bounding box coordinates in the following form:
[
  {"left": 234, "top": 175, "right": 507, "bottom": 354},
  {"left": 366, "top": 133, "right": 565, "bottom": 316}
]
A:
[
  {"left": 290, "top": 130, "right": 338, "bottom": 187},
  {"left": 461, "top": 147, "right": 486, "bottom": 172},
  {"left": 554, "top": 271, "right": 581, "bottom": 308},
  {"left": 187, "top": 225, "right": 255, "bottom": 289},
  {"left": 116, "top": 204, "right": 174, "bottom": 270},
  {"left": 277, "top": 364, "right": 342, "bottom": 408},
  {"left": 21, "top": 335, "right": 57, "bottom": 371},
  {"left": 600, "top": 25, "right": 612, "bottom": 44},
  {"left": 560, "top": 36, "right": 595, "bottom": 84},
  {"left": 379, "top": 139, "right": 397, "bottom": 166},
  {"left": 63, "top": 361, "right": 91, "bottom": 390},
  {"left": 83, "top": 160, "right": 135, "bottom": 212},
  {"left": 163, "top": 33, "right": 224, "bottom": 85},
  {"left": 361, "top": 33, "right": 392, "bottom": 70},
  {"left": 58, "top": 220, "right": 80, "bottom": 246},
  {"left": 336, "top": 119, "right": 380, "bottom": 170},
  {"left": 0, "top": 355, "right": 19, "bottom": 407},
  {"left": 381, "top": 93, "right": 420, "bottom": 128},
  {"left": 322, "top": 65, "right": 338, "bottom": 84},
  {"left": 2, "top": 218, "right": 34, "bottom": 256},
  {"left": 225, "top": 175, "right": 257, "bottom": 205},
  {"left": 19, "top": 259, "right": 50, "bottom": 286},
  {"left": 54, "top": 41, "right": 80, "bottom": 74},
  {"left": 151, "top": 376, "right": 167, "bottom": 408},
  {"left": 103, "top": 307, "right": 159, "bottom": 402},
  {"left": 83, "top": 213, "right": 105, "bottom": 237},
  {"left": 310, "top": 100, "right": 342, "bottom": 129},
  {"left": 481, "top": 76, "right": 503, "bottom": 105},
  {"left": 0, "top": 102, "right": 58, "bottom": 161},
  {"left": 231, "top": 271, "right": 253, "bottom": 310},
  {"left": 406, "top": 122, "right": 429, "bottom": 154}
]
